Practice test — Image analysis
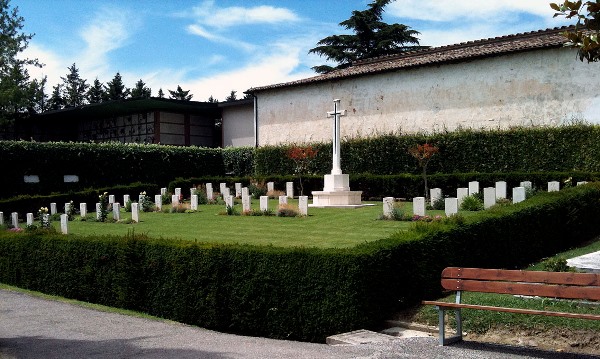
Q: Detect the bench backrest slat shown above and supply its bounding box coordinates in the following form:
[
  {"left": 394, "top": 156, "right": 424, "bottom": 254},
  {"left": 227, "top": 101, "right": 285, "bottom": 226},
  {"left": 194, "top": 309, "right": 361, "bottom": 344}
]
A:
[
  {"left": 441, "top": 278, "right": 600, "bottom": 300},
  {"left": 442, "top": 267, "right": 600, "bottom": 286}
]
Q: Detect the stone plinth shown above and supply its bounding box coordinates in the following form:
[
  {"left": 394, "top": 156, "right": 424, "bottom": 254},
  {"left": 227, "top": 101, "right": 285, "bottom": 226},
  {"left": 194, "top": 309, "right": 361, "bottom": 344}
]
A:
[
  {"left": 323, "top": 173, "right": 350, "bottom": 192},
  {"left": 310, "top": 190, "right": 363, "bottom": 208}
]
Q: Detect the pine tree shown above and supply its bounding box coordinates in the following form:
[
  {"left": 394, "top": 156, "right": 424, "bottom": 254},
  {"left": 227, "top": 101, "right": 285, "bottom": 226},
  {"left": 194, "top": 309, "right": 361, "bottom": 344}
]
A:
[
  {"left": 47, "top": 84, "right": 65, "bottom": 111},
  {"left": 168, "top": 85, "right": 193, "bottom": 101},
  {"left": 225, "top": 90, "right": 237, "bottom": 102},
  {"left": 131, "top": 79, "right": 151, "bottom": 98},
  {"left": 61, "top": 63, "right": 89, "bottom": 107},
  {"left": 157, "top": 88, "right": 164, "bottom": 98},
  {"left": 207, "top": 95, "right": 218, "bottom": 103},
  {"left": 105, "top": 72, "right": 130, "bottom": 101},
  {"left": 87, "top": 78, "right": 107, "bottom": 104}
]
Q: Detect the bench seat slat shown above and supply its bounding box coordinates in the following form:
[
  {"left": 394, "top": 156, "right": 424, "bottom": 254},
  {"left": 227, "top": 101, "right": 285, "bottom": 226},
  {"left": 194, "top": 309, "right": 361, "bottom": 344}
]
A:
[
  {"left": 422, "top": 300, "right": 600, "bottom": 321},
  {"left": 441, "top": 278, "right": 600, "bottom": 300},
  {"left": 442, "top": 267, "right": 600, "bottom": 286}
]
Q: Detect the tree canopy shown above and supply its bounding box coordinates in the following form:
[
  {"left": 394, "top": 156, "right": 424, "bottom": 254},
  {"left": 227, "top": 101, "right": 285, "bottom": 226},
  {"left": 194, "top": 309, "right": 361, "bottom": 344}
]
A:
[
  {"left": 308, "top": 0, "right": 426, "bottom": 73},
  {"left": 169, "top": 85, "right": 193, "bottom": 101},
  {"left": 551, "top": 1, "right": 600, "bottom": 62}
]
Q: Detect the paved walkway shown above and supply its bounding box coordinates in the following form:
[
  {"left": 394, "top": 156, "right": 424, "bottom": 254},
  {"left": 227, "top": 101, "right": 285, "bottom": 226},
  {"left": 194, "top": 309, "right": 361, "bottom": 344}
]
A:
[
  {"left": 1, "top": 289, "right": 598, "bottom": 359},
  {"left": 567, "top": 250, "right": 600, "bottom": 273}
]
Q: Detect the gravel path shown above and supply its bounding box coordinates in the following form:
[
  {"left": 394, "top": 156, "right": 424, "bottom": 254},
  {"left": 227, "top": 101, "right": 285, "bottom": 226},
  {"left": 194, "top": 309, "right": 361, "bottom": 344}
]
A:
[{"left": 1, "top": 289, "right": 598, "bottom": 359}]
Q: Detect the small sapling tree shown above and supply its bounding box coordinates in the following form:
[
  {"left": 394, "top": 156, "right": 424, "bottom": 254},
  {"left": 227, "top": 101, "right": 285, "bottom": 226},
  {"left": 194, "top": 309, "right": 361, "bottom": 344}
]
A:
[
  {"left": 408, "top": 143, "right": 439, "bottom": 201},
  {"left": 287, "top": 145, "right": 319, "bottom": 196}
]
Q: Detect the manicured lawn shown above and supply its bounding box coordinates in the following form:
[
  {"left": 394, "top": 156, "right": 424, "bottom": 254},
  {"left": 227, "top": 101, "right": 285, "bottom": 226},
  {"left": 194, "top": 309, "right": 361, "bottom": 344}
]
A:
[{"left": 54, "top": 199, "right": 423, "bottom": 248}]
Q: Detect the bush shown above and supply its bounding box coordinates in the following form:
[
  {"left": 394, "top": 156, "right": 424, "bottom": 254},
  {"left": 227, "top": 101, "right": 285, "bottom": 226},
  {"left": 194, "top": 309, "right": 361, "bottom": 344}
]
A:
[{"left": 460, "top": 194, "right": 484, "bottom": 211}]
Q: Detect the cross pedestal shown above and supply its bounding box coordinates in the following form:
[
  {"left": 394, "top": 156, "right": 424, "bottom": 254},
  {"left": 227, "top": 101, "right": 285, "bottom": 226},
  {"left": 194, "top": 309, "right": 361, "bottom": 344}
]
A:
[{"left": 311, "top": 99, "right": 368, "bottom": 208}]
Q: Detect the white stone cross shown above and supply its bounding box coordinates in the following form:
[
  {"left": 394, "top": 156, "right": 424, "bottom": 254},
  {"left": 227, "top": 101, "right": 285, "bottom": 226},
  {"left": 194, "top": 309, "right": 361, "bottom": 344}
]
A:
[{"left": 326, "top": 99, "right": 346, "bottom": 175}]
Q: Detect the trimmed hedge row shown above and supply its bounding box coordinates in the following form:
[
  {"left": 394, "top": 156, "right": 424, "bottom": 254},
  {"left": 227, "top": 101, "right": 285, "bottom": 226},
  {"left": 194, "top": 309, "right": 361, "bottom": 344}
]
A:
[
  {"left": 1, "top": 184, "right": 600, "bottom": 342},
  {"left": 0, "top": 182, "right": 159, "bottom": 217}
]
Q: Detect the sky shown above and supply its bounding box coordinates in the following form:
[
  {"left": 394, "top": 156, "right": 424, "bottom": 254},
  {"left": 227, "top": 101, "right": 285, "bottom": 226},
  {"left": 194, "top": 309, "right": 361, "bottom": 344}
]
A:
[{"left": 16, "top": 0, "right": 573, "bottom": 102}]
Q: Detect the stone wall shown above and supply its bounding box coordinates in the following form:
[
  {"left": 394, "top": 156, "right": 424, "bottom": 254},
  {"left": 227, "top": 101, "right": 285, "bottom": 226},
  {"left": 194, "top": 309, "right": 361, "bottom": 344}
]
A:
[{"left": 255, "top": 47, "right": 600, "bottom": 145}]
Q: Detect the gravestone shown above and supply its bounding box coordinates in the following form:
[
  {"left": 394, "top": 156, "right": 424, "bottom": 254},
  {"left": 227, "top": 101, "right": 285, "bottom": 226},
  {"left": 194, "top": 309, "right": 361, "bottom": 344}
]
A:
[
  {"left": 171, "top": 194, "right": 179, "bottom": 206},
  {"left": 577, "top": 181, "right": 588, "bottom": 186},
  {"left": 260, "top": 196, "right": 269, "bottom": 212},
  {"left": 235, "top": 183, "right": 242, "bottom": 198},
  {"left": 495, "top": 181, "right": 507, "bottom": 199},
  {"left": 242, "top": 187, "right": 249, "bottom": 199},
  {"left": 457, "top": 188, "right": 469, "bottom": 207},
  {"left": 548, "top": 181, "right": 560, "bottom": 192},
  {"left": 267, "top": 182, "right": 274, "bottom": 193},
  {"left": 430, "top": 188, "right": 442, "bottom": 207},
  {"left": 468, "top": 181, "right": 479, "bottom": 195},
  {"left": 286, "top": 182, "right": 294, "bottom": 199},
  {"left": 279, "top": 196, "right": 288, "bottom": 205},
  {"left": 113, "top": 203, "right": 120, "bottom": 221},
  {"left": 520, "top": 181, "right": 532, "bottom": 189},
  {"left": 413, "top": 197, "right": 425, "bottom": 216},
  {"left": 131, "top": 203, "right": 139, "bottom": 223},
  {"left": 299, "top": 196, "right": 308, "bottom": 216},
  {"left": 190, "top": 187, "right": 197, "bottom": 197},
  {"left": 11, "top": 212, "right": 18, "bottom": 228},
  {"left": 161, "top": 187, "right": 167, "bottom": 195},
  {"left": 96, "top": 203, "right": 101, "bottom": 220},
  {"left": 191, "top": 194, "right": 198, "bottom": 211},
  {"left": 174, "top": 188, "right": 181, "bottom": 198},
  {"left": 383, "top": 197, "right": 394, "bottom": 218},
  {"left": 513, "top": 187, "right": 526, "bottom": 204},
  {"left": 483, "top": 187, "right": 496, "bottom": 209},
  {"left": 50, "top": 203, "right": 57, "bottom": 215},
  {"left": 220, "top": 183, "right": 227, "bottom": 194},
  {"left": 206, "top": 183, "right": 214, "bottom": 200},
  {"left": 109, "top": 195, "right": 115, "bottom": 204},
  {"left": 65, "top": 202, "right": 71, "bottom": 215},
  {"left": 80, "top": 203, "right": 87, "bottom": 217},
  {"left": 155, "top": 194, "right": 162, "bottom": 211},
  {"left": 445, "top": 198, "right": 458, "bottom": 216},
  {"left": 138, "top": 194, "right": 145, "bottom": 204},
  {"left": 225, "top": 195, "right": 234, "bottom": 209},
  {"left": 26, "top": 213, "right": 34, "bottom": 226},
  {"left": 123, "top": 194, "right": 130, "bottom": 205},
  {"left": 60, "top": 214, "right": 68, "bottom": 234},
  {"left": 222, "top": 188, "right": 231, "bottom": 199},
  {"left": 242, "top": 194, "right": 251, "bottom": 212},
  {"left": 0, "top": 212, "right": 3, "bottom": 226}
]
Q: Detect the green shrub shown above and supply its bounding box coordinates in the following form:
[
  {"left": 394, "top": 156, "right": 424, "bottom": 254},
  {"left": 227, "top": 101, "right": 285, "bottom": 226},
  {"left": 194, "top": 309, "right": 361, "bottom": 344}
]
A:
[
  {"left": 541, "top": 257, "right": 575, "bottom": 272},
  {"left": 460, "top": 194, "right": 484, "bottom": 211}
]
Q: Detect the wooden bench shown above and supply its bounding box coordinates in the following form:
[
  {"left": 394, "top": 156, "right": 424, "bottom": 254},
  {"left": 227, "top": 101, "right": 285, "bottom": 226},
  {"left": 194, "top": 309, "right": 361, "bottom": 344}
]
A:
[{"left": 422, "top": 267, "right": 600, "bottom": 345}]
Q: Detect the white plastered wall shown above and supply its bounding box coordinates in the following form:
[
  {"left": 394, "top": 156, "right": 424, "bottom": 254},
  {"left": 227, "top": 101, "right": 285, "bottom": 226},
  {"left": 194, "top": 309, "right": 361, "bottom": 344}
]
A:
[{"left": 222, "top": 102, "right": 254, "bottom": 147}]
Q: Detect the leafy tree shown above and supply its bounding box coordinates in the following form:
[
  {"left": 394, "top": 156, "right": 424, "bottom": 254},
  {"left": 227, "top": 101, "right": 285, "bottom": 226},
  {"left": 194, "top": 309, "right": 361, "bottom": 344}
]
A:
[
  {"left": 225, "top": 90, "right": 237, "bottom": 101},
  {"left": 408, "top": 143, "right": 439, "bottom": 201},
  {"left": 157, "top": 88, "right": 165, "bottom": 98},
  {"left": 551, "top": 1, "right": 600, "bottom": 62},
  {"left": 47, "top": 84, "right": 65, "bottom": 110},
  {"left": 61, "top": 63, "right": 89, "bottom": 107},
  {"left": 105, "top": 72, "right": 130, "bottom": 100},
  {"left": 131, "top": 79, "right": 151, "bottom": 98},
  {"left": 308, "top": 0, "right": 425, "bottom": 73},
  {"left": 87, "top": 78, "right": 108, "bottom": 104},
  {"left": 168, "top": 85, "right": 193, "bottom": 101},
  {"left": 0, "top": 0, "right": 42, "bottom": 126}
]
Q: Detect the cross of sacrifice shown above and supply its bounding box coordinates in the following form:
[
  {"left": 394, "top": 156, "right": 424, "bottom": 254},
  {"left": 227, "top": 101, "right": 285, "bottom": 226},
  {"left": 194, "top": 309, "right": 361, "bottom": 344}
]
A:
[{"left": 326, "top": 99, "right": 347, "bottom": 175}]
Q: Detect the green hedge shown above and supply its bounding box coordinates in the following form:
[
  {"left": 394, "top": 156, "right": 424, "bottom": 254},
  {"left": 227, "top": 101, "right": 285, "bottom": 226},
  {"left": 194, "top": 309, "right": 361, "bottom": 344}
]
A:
[
  {"left": 0, "top": 182, "right": 159, "bottom": 217},
  {"left": 1, "top": 184, "right": 600, "bottom": 342}
]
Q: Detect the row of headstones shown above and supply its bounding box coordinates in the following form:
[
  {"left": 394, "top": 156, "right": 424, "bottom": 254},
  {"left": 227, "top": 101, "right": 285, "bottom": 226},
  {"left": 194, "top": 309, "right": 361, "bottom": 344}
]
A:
[
  {"left": 221, "top": 188, "right": 309, "bottom": 216},
  {"left": 383, "top": 180, "right": 589, "bottom": 217},
  {"left": 202, "top": 182, "right": 294, "bottom": 200},
  {"left": 1, "top": 210, "right": 70, "bottom": 234}
]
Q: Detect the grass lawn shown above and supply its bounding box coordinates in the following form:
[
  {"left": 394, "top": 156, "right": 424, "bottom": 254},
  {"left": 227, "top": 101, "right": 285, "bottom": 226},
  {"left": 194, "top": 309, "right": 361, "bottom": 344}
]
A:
[{"left": 51, "top": 199, "right": 434, "bottom": 248}]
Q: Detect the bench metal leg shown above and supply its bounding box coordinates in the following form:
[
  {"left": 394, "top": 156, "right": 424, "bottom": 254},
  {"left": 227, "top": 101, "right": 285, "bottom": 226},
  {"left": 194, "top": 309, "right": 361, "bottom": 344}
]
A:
[{"left": 437, "top": 307, "right": 463, "bottom": 345}]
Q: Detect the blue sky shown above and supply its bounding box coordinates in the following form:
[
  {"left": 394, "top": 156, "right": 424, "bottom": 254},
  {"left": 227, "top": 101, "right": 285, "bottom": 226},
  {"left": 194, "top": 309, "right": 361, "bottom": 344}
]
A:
[{"left": 17, "top": 0, "right": 572, "bottom": 102}]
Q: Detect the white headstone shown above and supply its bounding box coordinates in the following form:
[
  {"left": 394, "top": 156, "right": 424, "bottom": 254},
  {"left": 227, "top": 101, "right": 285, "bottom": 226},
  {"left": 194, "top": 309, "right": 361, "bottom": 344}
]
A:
[
  {"left": 279, "top": 195, "right": 288, "bottom": 205},
  {"left": 64, "top": 202, "right": 71, "bottom": 215},
  {"left": 468, "top": 181, "right": 479, "bottom": 195},
  {"left": 50, "top": 203, "right": 57, "bottom": 215},
  {"left": 286, "top": 182, "right": 294, "bottom": 199},
  {"left": 445, "top": 198, "right": 458, "bottom": 216},
  {"left": 131, "top": 203, "right": 139, "bottom": 222},
  {"left": 242, "top": 194, "right": 251, "bottom": 212},
  {"left": 60, "top": 214, "right": 68, "bottom": 234},
  {"left": 108, "top": 195, "right": 115, "bottom": 204},
  {"left": 42, "top": 214, "right": 49, "bottom": 227},
  {"left": 548, "top": 181, "right": 560, "bottom": 192},
  {"left": 174, "top": 188, "right": 181, "bottom": 198},
  {"left": 260, "top": 196, "right": 269, "bottom": 212},
  {"left": 190, "top": 187, "right": 197, "bottom": 197},
  {"left": 161, "top": 187, "right": 167, "bottom": 195},
  {"left": 113, "top": 203, "right": 120, "bottom": 221},
  {"left": 206, "top": 183, "right": 214, "bottom": 200},
  {"left": 242, "top": 187, "right": 249, "bottom": 199},
  {"left": 96, "top": 203, "right": 101, "bottom": 220},
  {"left": 513, "top": 187, "right": 526, "bottom": 204},
  {"left": 219, "top": 183, "right": 227, "bottom": 194},
  {"left": 155, "top": 194, "right": 162, "bottom": 211},
  {"left": 11, "top": 212, "right": 18, "bottom": 228},
  {"left": 0, "top": 212, "right": 3, "bottom": 226},
  {"left": 413, "top": 197, "right": 426, "bottom": 216},
  {"left": 267, "top": 182, "right": 274, "bottom": 193},
  {"left": 495, "top": 181, "right": 507, "bottom": 199},
  {"left": 577, "top": 181, "right": 588, "bottom": 186},
  {"left": 430, "top": 188, "right": 442, "bottom": 207},
  {"left": 483, "top": 187, "right": 496, "bottom": 209},
  {"left": 222, "top": 187, "right": 230, "bottom": 199},
  {"left": 26, "top": 213, "right": 34, "bottom": 226},
  {"left": 299, "top": 196, "right": 308, "bottom": 216},
  {"left": 225, "top": 195, "right": 234, "bottom": 209},
  {"left": 171, "top": 194, "right": 179, "bottom": 206},
  {"left": 235, "top": 183, "right": 242, "bottom": 198},
  {"left": 138, "top": 194, "right": 145, "bottom": 204},
  {"left": 80, "top": 203, "right": 87, "bottom": 217},
  {"left": 191, "top": 194, "right": 198, "bottom": 211},
  {"left": 123, "top": 194, "right": 130, "bottom": 205},
  {"left": 457, "top": 188, "right": 469, "bottom": 207},
  {"left": 520, "top": 181, "right": 532, "bottom": 189},
  {"left": 383, "top": 197, "right": 394, "bottom": 218}
]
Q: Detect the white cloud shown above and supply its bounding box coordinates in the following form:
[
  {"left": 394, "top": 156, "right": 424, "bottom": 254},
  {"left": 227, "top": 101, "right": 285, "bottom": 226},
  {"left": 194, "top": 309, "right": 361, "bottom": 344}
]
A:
[
  {"left": 187, "top": 24, "right": 255, "bottom": 51},
  {"left": 191, "top": 0, "right": 300, "bottom": 29}
]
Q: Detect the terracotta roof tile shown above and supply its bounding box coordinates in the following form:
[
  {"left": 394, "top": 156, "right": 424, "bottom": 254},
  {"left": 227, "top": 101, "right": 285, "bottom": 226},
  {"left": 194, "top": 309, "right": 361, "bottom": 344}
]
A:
[{"left": 249, "top": 26, "right": 572, "bottom": 93}]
